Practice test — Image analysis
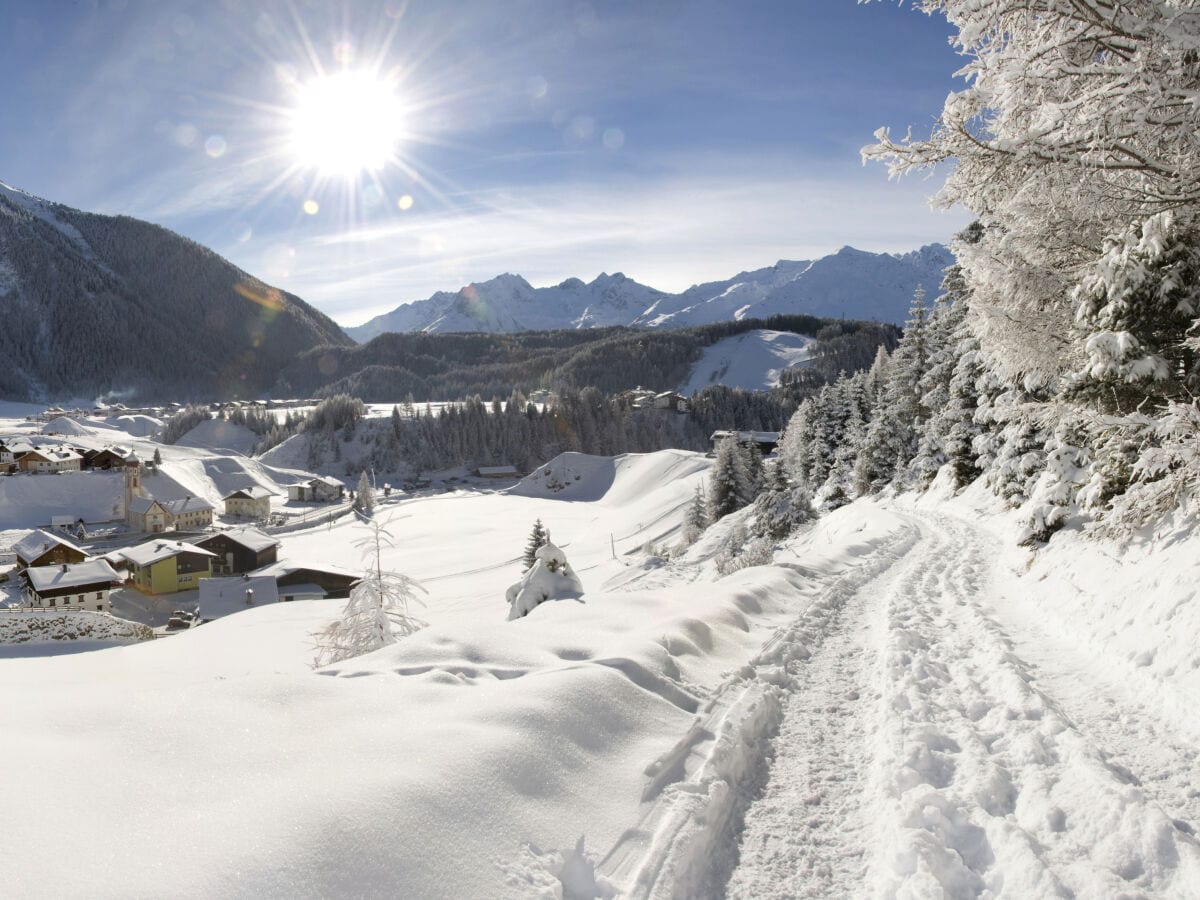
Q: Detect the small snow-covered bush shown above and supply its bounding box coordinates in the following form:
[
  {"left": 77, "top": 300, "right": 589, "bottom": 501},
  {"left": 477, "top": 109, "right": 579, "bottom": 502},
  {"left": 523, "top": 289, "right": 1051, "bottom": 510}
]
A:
[{"left": 505, "top": 541, "right": 584, "bottom": 620}]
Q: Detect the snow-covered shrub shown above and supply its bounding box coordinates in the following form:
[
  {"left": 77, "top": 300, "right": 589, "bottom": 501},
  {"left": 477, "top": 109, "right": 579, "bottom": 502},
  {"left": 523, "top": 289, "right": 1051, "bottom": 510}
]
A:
[
  {"left": 505, "top": 541, "right": 584, "bottom": 621},
  {"left": 1097, "top": 402, "right": 1200, "bottom": 538},
  {"left": 715, "top": 534, "right": 774, "bottom": 577}
]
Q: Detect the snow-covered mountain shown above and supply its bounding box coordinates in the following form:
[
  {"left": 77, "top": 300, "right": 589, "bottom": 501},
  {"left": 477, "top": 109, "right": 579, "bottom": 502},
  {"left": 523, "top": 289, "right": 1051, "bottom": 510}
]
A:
[
  {"left": 346, "top": 243, "right": 954, "bottom": 341},
  {"left": 0, "top": 181, "right": 351, "bottom": 402}
]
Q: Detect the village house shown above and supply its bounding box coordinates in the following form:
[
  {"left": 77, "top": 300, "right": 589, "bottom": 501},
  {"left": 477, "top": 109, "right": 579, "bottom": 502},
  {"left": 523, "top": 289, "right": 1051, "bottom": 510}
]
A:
[
  {"left": 654, "top": 391, "right": 690, "bottom": 413},
  {"left": 251, "top": 560, "right": 360, "bottom": 599},
  {"left": 127, "top": 497, "right": 170, "bottom": 534},
  {"left": 84, "top": 447, "right": 131, "bottom": 470},
  {"left": 287, "top": 477, "right": 344, "bottom": 503},
  {"left": 18, "top": 447, "right": 83, "bottom": 473},
  {"left": 193, "top": 526, "right": 279, "bottom": 575},
  {"left": 221, "top": 486, "right": 274, "bottom": 520},
  {"left": 13, "top": 530, "right": 87, "bottom": 571},
  {"left": 160, "top": 496, "right": 215, "bottom": 530},
  {"left": 23, "top": 560, "right": 122, "bottom": 612},
  {"left": 119, "top": 540, "right": 215, "bottom": 594}
]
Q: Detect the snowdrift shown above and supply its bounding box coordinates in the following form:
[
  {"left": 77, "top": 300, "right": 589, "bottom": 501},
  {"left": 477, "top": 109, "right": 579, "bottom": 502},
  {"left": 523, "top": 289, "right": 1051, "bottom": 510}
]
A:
[{"left": 176, "top": 418, "right": 257, "bottom": 456}]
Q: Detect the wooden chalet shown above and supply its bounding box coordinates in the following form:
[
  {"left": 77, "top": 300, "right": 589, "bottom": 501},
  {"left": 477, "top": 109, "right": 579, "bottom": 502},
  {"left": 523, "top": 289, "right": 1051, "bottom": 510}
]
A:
[
  {"left": 251, "top": 561, "right": 360, "bottom": 599},
  {"left": 193, "top": 527, "right": 280, "bottom": 575},
  {"left": 13, "top": 530, "right": 87, "bottom": 571},
  {"left": 24, "top": 560, "right": 122, "bottom": 612}
]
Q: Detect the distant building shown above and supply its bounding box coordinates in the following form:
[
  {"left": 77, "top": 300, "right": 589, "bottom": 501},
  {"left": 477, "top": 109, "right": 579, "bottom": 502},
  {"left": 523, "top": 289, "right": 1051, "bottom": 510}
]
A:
[
  {"left": 251, "top": 561, "right": 360, "bottom": 599},
  {"left": 119, "top": 540, "right": 215, "bottom": 594},
  {"left": 709, "top": 430, "right": 781, "bottom": 455},
  {"left": 221, "top": 486, "right": 274, "bottom": 520},
  {"left": 127, "top": 497, "right": 170, "bottom": 534},
  {"left": 193, "top": 527, "right": 279, "bottom": 575},
  {"left": 198, "top": 574, "right": 280, "bottom": 611},
  {"left": 287, "top": 477, "right": 344, "bottom": 503},
  {"left": 475, "top": 465, "right": 520, "bottom": 479},
  {"left": 24, "top": 560, "right": 121, "bottom": 612},
  {"left": 13, "top": 530, "right": 88, "bottom": 571},
  {"left": 18, "top": 447, "right": 82, "bottom": 473},
  {"left": 653, "top": 391, "right": 689, "bottom": 413},
  {"left": 160, "top": 496, "right": 215, "bottom": 530}
]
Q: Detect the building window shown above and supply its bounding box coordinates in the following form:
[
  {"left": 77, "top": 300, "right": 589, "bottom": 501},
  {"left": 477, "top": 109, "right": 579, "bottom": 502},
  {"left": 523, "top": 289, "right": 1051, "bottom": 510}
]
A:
[{"left": 49, "top": 598, "right": 55, "bottom": 606}]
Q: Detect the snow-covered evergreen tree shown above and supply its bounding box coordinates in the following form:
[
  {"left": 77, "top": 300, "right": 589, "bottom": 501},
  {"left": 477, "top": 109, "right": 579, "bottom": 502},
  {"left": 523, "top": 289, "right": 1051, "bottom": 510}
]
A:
[
  {"left": 681, "top": 485, "right": 709, "bottom": 546},
  {"left": 708, "top": 438, "right": 754, "bottom": 521},
  {"left": 354, "top": 470, "right": 375, "bottom": 515},
  {"left": 522, "top": 519, "right": 549, "bottom": 570}
]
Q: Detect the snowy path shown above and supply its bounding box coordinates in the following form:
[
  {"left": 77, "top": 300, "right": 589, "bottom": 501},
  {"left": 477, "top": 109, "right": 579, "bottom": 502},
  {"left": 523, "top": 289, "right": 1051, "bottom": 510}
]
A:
[{"left": 620, "top": 507, "right": 1200, "bottom": 898}]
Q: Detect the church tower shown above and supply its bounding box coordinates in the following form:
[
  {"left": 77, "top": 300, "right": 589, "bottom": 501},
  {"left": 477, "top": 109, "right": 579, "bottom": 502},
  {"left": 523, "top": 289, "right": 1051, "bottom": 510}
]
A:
[{"left": 124, "top": 454, "right": 143, "bottom": 526}]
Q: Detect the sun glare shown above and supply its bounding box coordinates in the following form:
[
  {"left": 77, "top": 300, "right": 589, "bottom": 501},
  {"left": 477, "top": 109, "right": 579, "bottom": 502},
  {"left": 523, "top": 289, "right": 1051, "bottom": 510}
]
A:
[{"left": 289, "top": 70, "right": 405, "bottom": 177}]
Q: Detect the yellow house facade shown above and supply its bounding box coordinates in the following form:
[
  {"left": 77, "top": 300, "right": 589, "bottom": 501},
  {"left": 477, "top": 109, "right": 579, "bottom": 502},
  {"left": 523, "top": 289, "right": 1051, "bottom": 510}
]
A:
[{"left": 121, "top": 541, "right": 215, "bottom": 594}]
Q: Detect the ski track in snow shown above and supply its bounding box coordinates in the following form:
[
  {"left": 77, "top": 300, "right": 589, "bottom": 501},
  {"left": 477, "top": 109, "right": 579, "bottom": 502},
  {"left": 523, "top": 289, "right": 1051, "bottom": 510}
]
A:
[{"left": 627, "top": 507, "right": 1200, "bottom": 898}]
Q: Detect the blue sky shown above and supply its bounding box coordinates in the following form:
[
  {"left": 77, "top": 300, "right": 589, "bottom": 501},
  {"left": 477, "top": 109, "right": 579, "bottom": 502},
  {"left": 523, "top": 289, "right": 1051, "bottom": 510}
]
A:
[{"left": 0, "top": 0, "right": 970, "bottom": 326}]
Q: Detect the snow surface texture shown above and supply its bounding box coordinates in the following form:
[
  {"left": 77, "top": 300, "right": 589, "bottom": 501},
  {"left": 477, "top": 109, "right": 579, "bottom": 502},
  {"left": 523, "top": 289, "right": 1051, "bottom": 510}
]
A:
[
  {"left": 346, "top": 244, "right": 952, "bottom": 338},
  {"left": 3, "top": 448, "right": 1200, "bottom": 897},
  {"left": 0, "top": 611, "right": 151, "bottom": 646},
  {"left": 679, "top": 329, "right": 814, "bottom": 394}
]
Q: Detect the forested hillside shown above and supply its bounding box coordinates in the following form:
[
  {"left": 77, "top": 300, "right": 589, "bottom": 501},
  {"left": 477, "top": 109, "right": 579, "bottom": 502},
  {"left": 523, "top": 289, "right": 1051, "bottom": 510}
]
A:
[
  {"left": 0, "top": 182, "right": 350, "bottom": 402},
  {"left": 722, "top": 0, "right": 1200, "bottom": 550},
  {"left": 275, "top": 315, "right": 899, "bottom": 401}
]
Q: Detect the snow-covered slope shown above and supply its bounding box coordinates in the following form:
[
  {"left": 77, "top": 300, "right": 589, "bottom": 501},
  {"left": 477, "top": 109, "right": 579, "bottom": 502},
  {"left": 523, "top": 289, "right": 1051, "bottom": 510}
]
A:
[
  {"left": 679, "top": 329, "right": 814, "bottom": 394},
  {"left": 346, "top": 244, "right": 953, "bottom": 340}
]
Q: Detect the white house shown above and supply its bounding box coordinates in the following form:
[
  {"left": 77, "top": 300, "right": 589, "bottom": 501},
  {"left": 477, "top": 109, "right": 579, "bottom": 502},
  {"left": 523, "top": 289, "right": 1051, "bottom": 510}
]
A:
[
  {"left": 24, "top": 560, "right": 122, "bottom": 612},
  {"left": 287, "top": 477, "right": 344, "bottom": 503},
  {"left": 18, "top": 447, "right": 83, "bottom": 473},
  {"left": 221, "top": 486, "right": 274, "bottom": 520},
  {"left": 160, "top": 496, "right": 215, "bottom": 530}
]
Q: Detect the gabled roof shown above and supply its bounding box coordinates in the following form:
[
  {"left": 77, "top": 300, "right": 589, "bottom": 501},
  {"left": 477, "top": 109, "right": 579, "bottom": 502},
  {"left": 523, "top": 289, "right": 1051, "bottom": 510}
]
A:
[
  {"left": 13, "top": 529, "right": 86, "bottom": 563},
  {"left": 22, "top": 447, "right": 81, "bottom": 462},
  {"left": 120, "top": 540, "right": 217, "bottom": 567},
  {"left": 221, "top": 486, "right": 275, "bottom": 501},
  {"left": 160, "top": 496, "right": 215, "bottom": 515},
  {"left": 251, "top": 560, "right": 361, "bottom": 581},
  {"left": 128, "top": 497, "right": 167, "bottom": 516},
  {"left": 195, "top": 526, "right": 279, "bottom": 554},
  {"left": 26, "top": 560, "right": 121, "bottom": 593}
]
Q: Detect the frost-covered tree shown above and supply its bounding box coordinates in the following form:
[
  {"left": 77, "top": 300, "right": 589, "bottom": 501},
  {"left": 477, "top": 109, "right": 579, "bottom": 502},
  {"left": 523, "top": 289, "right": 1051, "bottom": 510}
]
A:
[
  {"left": 682, "top": 485, "right": 709, "bottom": 546},
  {"left": 313, "top": 520, "right": 425, "bottom": 666},
  {"left": 522, "top": 519, "right": 549, "bottom": 570},
  {"left": 354, "top": 470, "right": 375, "bottom": 515},
  {"left": 752, "top": 462, "right": 814, "bottom": 540},
  {"left": 708, "top": 438, "right": 754, "bottom": 520}
]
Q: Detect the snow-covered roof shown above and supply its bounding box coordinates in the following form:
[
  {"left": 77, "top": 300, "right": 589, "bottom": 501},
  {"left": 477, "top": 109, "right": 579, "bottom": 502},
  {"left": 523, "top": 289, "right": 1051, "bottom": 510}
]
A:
[
  {"left": 196, "top": 526, "right": 278, "bottom": 553},
  {"left": 13, "top": 529, "right": 85, "bottom": 563},
  {"left": 309, "top": 476, "right": 343, "bottom": 488},
  {"left": 26, "top": 560, "right": 121, "bottom": 593},
  {"left": 24, "top": 447, "right": 82, "bottom": 462},
  {"left": 251, "top": 560, "right": 361, "bottom": 581},
  {"left": 710, "top": 430, "right": 780, "bottom": 443},
  {"left": 127, "top": 497, "right": 166, "bottom": 515},
  {"left": 160, "top": 496, "right": 215, "bottom": 515},
  {"left": 120, "top": 540, "right": 217, "bottom": 567},
  {"left": 222, "top": 486, "right": 275, "bottom": 501},
  {"left": 198, "top": 575, "right": 279, "bottom": 607}
]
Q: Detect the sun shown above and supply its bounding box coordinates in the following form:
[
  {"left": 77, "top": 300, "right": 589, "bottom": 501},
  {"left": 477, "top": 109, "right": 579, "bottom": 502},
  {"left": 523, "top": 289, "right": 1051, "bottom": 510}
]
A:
[{"left": 289, "top": 70, "right": 406, "bottom": 177}]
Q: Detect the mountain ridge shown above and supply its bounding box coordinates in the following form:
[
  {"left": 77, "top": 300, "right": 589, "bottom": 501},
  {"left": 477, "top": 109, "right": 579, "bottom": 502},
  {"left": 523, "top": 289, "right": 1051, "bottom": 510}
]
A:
[
  {"left": 347, "top": 243, "right": 953, "bottom": 341},
  {"left": 0, "top": 181, "right": 352, "bottom": 403}
]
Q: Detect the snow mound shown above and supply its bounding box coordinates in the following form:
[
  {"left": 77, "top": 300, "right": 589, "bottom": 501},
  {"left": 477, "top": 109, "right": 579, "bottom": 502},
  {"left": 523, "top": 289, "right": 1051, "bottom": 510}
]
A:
[
  {"left": 40, "top": 417, "right": 91, "bottom": 436},
  {"left": 679, "top": 329, "right": 814, "bottom": 394},
  {"left": 511, "top": 450, "right": 709, "bottom": 507},
  {"left": 108, "top": 414, "right": 162, "bottom": 437},
  {"left": 0, "top": 471, "right": 124, "bottom": 529},
  {"left": 257, "top": 432, "right": 310, "bottom": 469},
  {"left": 506, "top": 542, "right": 584, "bottom": 620},
  {"left": 176, "top": 419, "right": 257, "bottom": 456}
]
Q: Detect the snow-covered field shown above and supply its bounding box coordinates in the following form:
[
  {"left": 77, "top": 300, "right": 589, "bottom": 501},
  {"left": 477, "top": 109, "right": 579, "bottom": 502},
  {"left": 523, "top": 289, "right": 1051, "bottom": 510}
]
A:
[
  {"left": 2, "top": 436, "right": 1199, "bottom": 897},
  {"left": 679, "top": 329, "right": 814, "bottom": 395}
]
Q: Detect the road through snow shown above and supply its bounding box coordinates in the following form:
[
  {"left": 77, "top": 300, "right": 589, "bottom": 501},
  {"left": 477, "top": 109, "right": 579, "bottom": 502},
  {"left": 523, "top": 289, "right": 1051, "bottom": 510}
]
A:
[{"left": 715, "top": 508, "right": 1200, "bottom": 898}]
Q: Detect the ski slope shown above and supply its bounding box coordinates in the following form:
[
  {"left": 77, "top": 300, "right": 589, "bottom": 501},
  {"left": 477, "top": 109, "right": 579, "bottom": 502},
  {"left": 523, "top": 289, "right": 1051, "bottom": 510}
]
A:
[{"left": 679, "top": 330, "right": 814, "bottom": 394}]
